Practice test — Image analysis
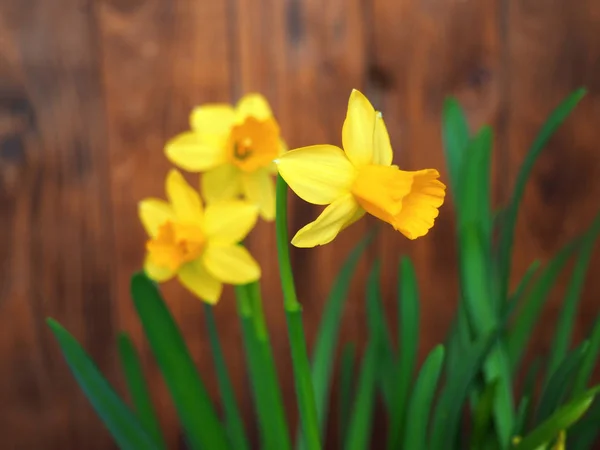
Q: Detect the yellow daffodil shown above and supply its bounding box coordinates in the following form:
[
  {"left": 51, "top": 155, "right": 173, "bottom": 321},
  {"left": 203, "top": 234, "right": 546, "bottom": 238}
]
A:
[
  {"left": 165, "top": 93, "right": 285, "bottom": 221},
  {"left": 138, "top": 169, "right": 261, "bottom": 304},
  {"left": 276, "top": 89, "right": 446, "bottom": 248}
]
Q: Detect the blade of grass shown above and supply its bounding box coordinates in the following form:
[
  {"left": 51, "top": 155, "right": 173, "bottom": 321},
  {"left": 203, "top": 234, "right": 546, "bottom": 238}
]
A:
[
  {"left": 130, "top": 273, "right": 229, "bottom": 450},
  {"left": 497, "top": 88, "right": 587, "bottom": 305},
  {"left": 430, "top": 328, "right": 499, "bottom": 450},
  {"left": 118, "top": 333, "right": 166, "bottom": 449},
  {"left": 535, "top": 342, "right": 589, "bottom": 426},
  {"left": 299, "top": 230, "right": 374, "bottom": 448},
  {"left": 276, "top": 175, "right": 321, "bottom": 450},
  {"left": 366, "top": 259, "right": 395, "bottom": 408},
  {"left": 546, "top": 213, "right": 600, "bottom": 381},
  {"left": 441, "top": 96, "right": 471, "bottom": 199},
  {"left": 386, "top": 256, "right": 420, "bottom": 449},
  {"left": 506, "top": 237, "right": 580, "bottom": 374},
  {"left": 344, "top": 339, "right": 379, "bottom": 450},
  {"left": 235, "top": 284, "right": 292, "bottom": 450},
  {"left": 402, "top": 345, "right": 445, "bottom": 450},
  {"left": 338, "top": 343, "right": 356, "bottom": 445},
  {"left": 572, "top": 315, "right": 600, "bottom": 397},
  {"left": 203, "top": 304, "right": 250, "bottom": 450},
  {"left": 47, "top": 319, "right": 159, "bottom": 450}
]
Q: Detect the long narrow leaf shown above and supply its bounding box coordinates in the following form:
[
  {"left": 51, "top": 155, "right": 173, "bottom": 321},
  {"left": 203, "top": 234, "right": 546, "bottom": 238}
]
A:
[
  {"left": 442, "top": 96, "right": 471, "bottom": 199},
  {"left": 470, "top": 378, "right": 499, "bottom": 450},
  {"left": 118, "top": 333, "right": 166, "bottom": 449},
  {"left": 546, "top": 213, "right": 600, "bottom": 380},
  {"left": 305, "top": 231, "right": 374, "bottom": 445},
  {"left": 572, "top": 315, "right": 600, "bottom": 397},
  {"left": 47, "top": 319, "right": 158, "bottom": 450},
  {"left": 504, "top": 260, "right": 541, "bottom": 321},
  {"left": 567, "top": 397, "right": 600, "bottom": 449},
  {"left": 402, "top": 345, "right": 445, "bottom": 450},
  {"left": 344, "top": 339, "right": 379, "bottom": 450},
  {"left": 338, "top": 343, "right": 356, "bottom": 444},
  {"left": 203, "top": 304, "right": 250, "bottom": 450},
  {"left": 130, "top": 273, "right": 229, "bottom": 450},
  {"left": 497, "top": 88, "right": 587, "bottom": 305}
]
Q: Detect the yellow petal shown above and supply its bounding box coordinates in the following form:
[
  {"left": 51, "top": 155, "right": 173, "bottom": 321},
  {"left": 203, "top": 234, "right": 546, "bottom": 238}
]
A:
[
  {"left": 203, "top": 244, "right": 261, "bottom": 284},
  {"left": 241, "top": 169, "right": 275, "bottom": 220},
  {"left": 342, "top": 89, "right": 376, "bottom": 167},
  {"left": 165, "top": 169, "right": 203, "bottom": 225},
  {"left": 392, "top": 169, "right": 446, "bottom": 240},
  {"left": 138, "top": 199, "right": 175, "bottom": 237},
  {"left": 190, "top": 104, "right": 235, "bottom": 137},
  {"left": 202, "top": 164, "right": 242, "bottom": 203},
  {"left": 276, "top": 145, "right": 356, "bottom": 205},
  {"left": 291, "top": 193, "right": 361, "bottom": 248},
  {"left": 144, "top": 255, "right": 175, "bottom": 282},
  {"left": 204, "top": 200, "right": 259, "bottom": 245},
  {"left": 165, "top": 131, "right": 226, "bottom": 172},
  {"left": 373, "top": 112, "right": 393, "bottom": 166},
  {"left": 236, "top": 93, "right": 273, "bottom": 122},
  {"left": 178, "top": 259, "right": 223, "bottom": 304}
]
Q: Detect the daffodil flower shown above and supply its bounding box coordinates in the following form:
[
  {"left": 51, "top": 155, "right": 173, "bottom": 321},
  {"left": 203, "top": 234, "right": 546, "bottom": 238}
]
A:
[
  {"left": 138, "top": 169, "right": 261, "bottom": 304},
  {"left": 276, "top": 89, "right": 446, "bottom": 248},
  {"left": 165, "top": 93, "right": 285, "bottom": 221}
]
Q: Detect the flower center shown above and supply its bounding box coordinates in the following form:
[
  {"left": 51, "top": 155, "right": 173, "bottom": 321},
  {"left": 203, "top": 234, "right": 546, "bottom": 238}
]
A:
[
  {"left": 228, "top": 117, "right": 280, "bottom": 172},
  {"left": 146, "top": 221, "right": 205, "bottom": 271},
  {"left": 350, "top": 164, "right": 413, "bottom": 226}
]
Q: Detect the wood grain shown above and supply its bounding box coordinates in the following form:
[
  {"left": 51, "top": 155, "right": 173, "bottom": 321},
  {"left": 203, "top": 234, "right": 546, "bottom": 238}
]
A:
[{"left": 0, "top": 0, "right": 598, "bottom": 448}]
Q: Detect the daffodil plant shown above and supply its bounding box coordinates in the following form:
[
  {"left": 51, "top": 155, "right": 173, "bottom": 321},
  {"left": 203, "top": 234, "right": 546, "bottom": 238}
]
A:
[{"left": 47, "top": 88, "right": 600, "bottom": 450}]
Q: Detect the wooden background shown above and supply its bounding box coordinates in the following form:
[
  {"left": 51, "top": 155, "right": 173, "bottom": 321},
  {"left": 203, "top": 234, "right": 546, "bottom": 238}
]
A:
[{"left": 1, "top": 0, "right": 599, "bottom": 448}]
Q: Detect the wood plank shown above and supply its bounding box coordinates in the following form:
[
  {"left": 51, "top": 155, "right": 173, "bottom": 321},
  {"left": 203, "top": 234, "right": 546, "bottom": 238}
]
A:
[
  {"left": 0, "top": 0, "right": 116, "bottom": 448},
  {"left": 506, "top": 0, "right": 600, "bottom": 382},
  {"left": 97, "top": 0, "right": 234, "bottom": 446}
]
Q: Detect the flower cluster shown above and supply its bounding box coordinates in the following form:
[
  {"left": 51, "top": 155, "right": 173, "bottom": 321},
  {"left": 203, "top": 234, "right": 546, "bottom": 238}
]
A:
[{"left": 139, "top": 90, "right": 446, "bottom": 303}]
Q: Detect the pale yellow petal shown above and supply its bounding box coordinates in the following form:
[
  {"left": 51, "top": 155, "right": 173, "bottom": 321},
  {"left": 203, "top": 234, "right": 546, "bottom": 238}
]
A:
[
  {"left": 236, "top": 93, "right": 273, "bottom": 122},
  {"left": 241, "top": 170, "right": 275, "bottom": 220},
  {"left": 291, "top": 193, "right": 361, "bottom": 248},
  {"left": 392, "top": 169, "right": 446, "bottom": 240},
  {"left": 276, "top": 145, "right": 356, "bottom": 205},
  {"left": 342, "top": 89, "right": 376, "bottom": 167},
  {"left": 189, "top": 104, "right": 235, "bottom": 138},
  {"left": 165, "top": 131, "right": 226, "bottom": 172},
  {"left": 203, "top": 244, "right": 261, "bottom": 284},
  {"left": 144, "top": 256, "right": 175, "bottom": 282},
  {"left": 165, "top": 169, "right": 203, "bottom": 225},
  {"left": 178, "top": 259, "right": 223, "bottom": 304},
  {"left": 201, "top": 164, "right": 242, "bottom": 203},
  {"left": 204, "top": 201, "right": 259, "bottom": 245},
  {"left": 373, "top": 112, "right": 394, "bottom": 166},
  {"left": 138, "top": 199, "right": 174, "bottom": 237}
]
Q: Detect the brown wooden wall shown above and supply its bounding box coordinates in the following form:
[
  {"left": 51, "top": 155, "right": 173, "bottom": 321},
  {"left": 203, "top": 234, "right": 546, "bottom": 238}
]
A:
[{"left": 1, "top": 0, "right": 599, "bottom": 448}]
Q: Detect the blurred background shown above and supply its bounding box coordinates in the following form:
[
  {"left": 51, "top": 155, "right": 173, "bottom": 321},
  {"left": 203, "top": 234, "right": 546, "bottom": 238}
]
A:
[{"left": 1, "top": 0, "right": 599, "bottom": 448}]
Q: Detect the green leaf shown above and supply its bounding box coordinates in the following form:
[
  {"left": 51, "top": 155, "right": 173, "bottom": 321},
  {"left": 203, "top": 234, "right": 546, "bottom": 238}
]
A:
[
  {"left": 430, "top": 329, "right": 499, "bottom": 450},
  {"left": 470, "top": 378, "right": 500, "bottom": 450},
  {"left": 497, "top": 88, "right": 587, "bottom": 306},
  {"left": 402, "top": 345, "right": 445, "bottom": 450},
  {"left": 130, "top": 273, "right": 229, "bottom": 450},
  {"left": 515, "top": 357, "right": 542, "bottom": 435},
  {"left": 47, "top": 319, "right": 158, "bottom": 450},
  {"left": 203, "top": 304, "right": 250, "bottom": 450},
  {"left": 504, "top": 260, "right": 541, "bottom": 321},
  {"left": 567, "top": 397, "right": 600, "bottom": 449},
  {"left": 306, "top": 231, "right": 374, "bottom": 445},
  {"left": 572, "top": 315, "right": 600, "bottom": 397},
  {"left": 514, "top": 397, "right": 531, "bottom": 440},
  {"left": 344, "top": 339, "right": 379, "bottom": 450},
  {"left": 507, "top": 237, "right": 580, "bottom": 374},
  {"left": 535, "top": 342, "right": 589, "bottom": 426},
  {"left": 442, "top": 96, "right": 471, "bottom": 199},
  {"left": 387, "top": 256, "right": 420, "bottom": 449},
  {"left": 118, "top": 333, "right": 166, "bottom": 449},
  {"left": 338, "top": 343, "right": 356, "bottom": 445},
  {"left": 365, "top": 259, "right": 396, "bottom": 407},
  {"left": 546, "top": 213, "right": 600, "bottom": 380},
  {"left": 513, "top": 388, "right": 598, "bottom": 450}
]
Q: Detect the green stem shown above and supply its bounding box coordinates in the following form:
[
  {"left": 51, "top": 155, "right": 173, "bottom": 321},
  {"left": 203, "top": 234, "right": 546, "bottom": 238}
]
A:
[{"left": 275, "top": 174, "right": 322, "bottom": 450}]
